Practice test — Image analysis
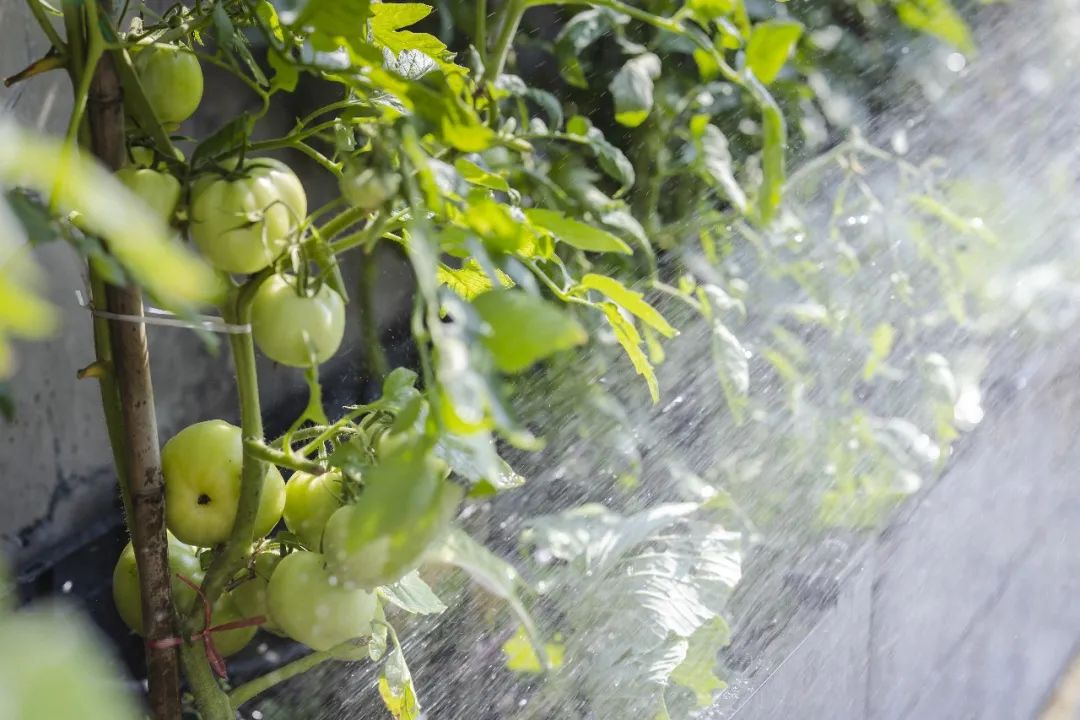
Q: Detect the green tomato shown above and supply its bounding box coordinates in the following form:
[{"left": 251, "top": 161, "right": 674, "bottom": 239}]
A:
[
  {"left": 283, "top": 470, "right": 345, "bottom": 550},
  {"left": 208, "top": 592, "right": 258, "bottom": 657},
  {"left": 112, "top": 534, "right": 202, "bottom": 633},
  {"left": 162, "top": 420, "right": 285, "bottom": 547},
  {"left": 339, "top": 166, "right": 401, "bottom": 212},
  {"left": 115, "top": 167, "right": 181, "bottom": 222},
  {"left": 266, "top": 551, "right": 377, "bottom": 652},
  {"left": 250, "top": 274, "right": 346, "bottom": 367},
  {"left": 131, "top": 43, "right": 203, "bottom": 127},
  {"left": 231, "top": 551, "right": 285, "bottom": 636},
  {"left": 189, "top": 158, "right": 307, "bottom": 273},
  {"left": 322, "top": 452, "right": 462, "bottom": 590}
]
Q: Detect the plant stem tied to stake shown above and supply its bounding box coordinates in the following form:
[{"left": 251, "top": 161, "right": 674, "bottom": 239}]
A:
[{"left": 83, "top": 0, "right": 182, "bottom": 717}]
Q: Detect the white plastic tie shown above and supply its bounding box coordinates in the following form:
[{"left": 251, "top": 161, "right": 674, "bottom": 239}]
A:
[{"left": 75, "top": 290, "right": 251, "bottom": 334}]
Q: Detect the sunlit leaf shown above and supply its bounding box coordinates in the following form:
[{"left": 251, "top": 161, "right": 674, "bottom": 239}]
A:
[
  {"left": 745, "top": 20, "right": 803, "bottom": 85},
  {"left": 502, "top": 625, "right": 564, "bottom": 673},
  {"left": 602, "top": 303, "right": 660, "bottom": 403},
  {"left": 454, "top": 158, "right": 510, "bottom": 192},
  {"left": 472, "top": 289, "right": 588, "bottom": 373},
  {"left": 896, "top": 0, "right": 975, "bottom": 54},
  {"left": 689, "top": 115, "right": 747, "bottom": 214},
  {"left": 438, "top": 260, "right": 513, "bottom": 300},
  {"left": 380, "top": 571, "right": 446, "bottom": 615},
  {"left": 669, "top": 617, "right": 731, "bottom": 707},
  {"left": 525, "top": 208, "right": 632, "bottom": 255},
  {"left": 0, "top": 122, "right": 220, "bottom": 310},
  {"left": 378, "top": 642, "right": 421, "bottom": 720},
  {"left": 578, "top": 274, "right": 677, "bottom": 338},
  {"left": 610, "top": 53, "right": 661, "bottom": 128}
]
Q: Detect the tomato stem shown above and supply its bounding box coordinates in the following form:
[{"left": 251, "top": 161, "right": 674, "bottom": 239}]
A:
[{"left": 228, "top": 640, "right": 359, "bottom": 709}]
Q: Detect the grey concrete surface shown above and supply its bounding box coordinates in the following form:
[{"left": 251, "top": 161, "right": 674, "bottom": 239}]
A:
[{"left": 713, "top": 336, "right": 1080, "bottom": 720}]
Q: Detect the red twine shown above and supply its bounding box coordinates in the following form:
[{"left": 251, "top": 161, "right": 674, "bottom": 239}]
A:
[{"left": 148, "top": 573, "right": 267, "bottom": 679}]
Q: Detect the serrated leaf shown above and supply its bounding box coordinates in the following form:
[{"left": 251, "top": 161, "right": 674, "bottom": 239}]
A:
[
  {"left": 670, "top": 617, "right": 731, "bottom": 707},
  {"left": 610, "top": 53, "right": 661, "bottom": 128},
  {"left": 381, "top": 571, "right": 446, "bottom": 615},
  {"left": 438, "top": 260, "right": 513, "bottom": 300},
  {"left": 579, "top": 274, "right": 676, "bottom": 338},
  {"left": 896, "top": 0, "right": 975, "bottom": 54},
  {"left": 472, "top": 289, "right": 588, "bottom": 373},
  {"left": 525, "top": 209, "right": 632, "bottom": 255},
  {"left": 288, "top": 0, "right": 372, "bottom": 43},
  {"left": 745, "top": 20, "right": 803, "bottom": 84},
  {"left": 371, "top": 2, "right": 459, "bottom": 72},
  {"left": 602, "top": 303, "right": 659, "bottom": 403},
  {"left": 378, "top": 643, "right": 420, "bottom": 720}
]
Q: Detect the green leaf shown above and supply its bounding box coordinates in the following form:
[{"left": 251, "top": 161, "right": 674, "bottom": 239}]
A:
[
  {"left": 0, "top": 602, "right": 142, "bottom": 720},
  {"left": 669, "top": 617, "right": 731, "bottom": 707},
  {"left": 436, "top": 431, "right": 526, "bottom": 493},
  {"left": 0, "top": 122, "right": 220, "bottom": 311},
  {"left": 565, "top": 117, "right": 636, "bottom": 195},
  {"left": 609, "top": 53, "right": 661, "bottom": 128},
  {"left": 371, "top": 2, "right": 458, "bottom": 71},
  {"left": 554, "top": 9, "right": 625, "bottom": 88},
  {"left": 472, "top": 289, "right": 588, "bottom": 373},
  {"left": 689, "top": 115, "right": 747, "bottom": 214},
  {"left": 289, "top": 0, "right": 372, "bottom": 39},
  {"left": 464, "top": 198, "right": 528, "bottom": 253},
  {"left": 428, "top": 526, "right": 547, "bottom": 667},
  {"left": 454, "top": 158, "right": 510, "bottom": 192},
  {"left": 438, "top": 260, "right": 513, "bottom": 300},
  {"left": 602, "top": 303, "right": 660, "bottom": 403},
  {"left": 711, "top": 321, "right": 749, "bottom": 422},
  {"left": 503, "top": 625, "right": 565, "bottom": 673},
  {"left": 380, "top": 571, "right": 446, "bottom": 615},
  {"left": 578, "top": 274, "right": 677, "bottom": 338},
  {"left": 896, "top": 0, "right": 975, "bottom": 54},
  {"left": 267, "top": 47, "right": 299, "bottom": 92},
  {"left": 525, "top": 209, "right": 632, "bottom": 255},
  {"left": 745, "top": 20, "right": 803, "bottom": 85},
  {"left": 863, "top": 322, "right": 895, "bottom": 380},
  {"left": 378, "top": 642, "right": 421, "bottom": 720}
]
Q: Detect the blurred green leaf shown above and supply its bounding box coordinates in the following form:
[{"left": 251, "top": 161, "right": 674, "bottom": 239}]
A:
[
  {"left": 578, "top": 274, "right": 677, "bottom": 338},
  {"left": 378, "top": 641, "right": 421, "bottom": 720},
  {"left": 472, "top": 289, "right": 588, "bottom": 373},
  {"left": 896, "top": 0, "right": 975, "bottom": 54},
  {"left": 745, "top": 21, "right": 803, "bottom": 84},
  {"left": 381, "top": 571, "right": 446, "bottom": 615},
  {"left": 610, "top": 53, "right": 662, "bottom": 128},
  {"left": 526, "top": 209, "right": 632, "bottom": 255},
  {"left": 602, "top": 303, "right": 660, "bottom": 403}
]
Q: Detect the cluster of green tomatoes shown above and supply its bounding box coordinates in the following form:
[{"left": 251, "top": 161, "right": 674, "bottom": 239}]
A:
[{"left": 110, "top": 43, "right": 447, "bottom": 658}]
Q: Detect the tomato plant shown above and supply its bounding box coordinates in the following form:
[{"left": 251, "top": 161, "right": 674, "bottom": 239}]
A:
[{"left": 1, "top": 0, "right": 994, "bottom": 717}]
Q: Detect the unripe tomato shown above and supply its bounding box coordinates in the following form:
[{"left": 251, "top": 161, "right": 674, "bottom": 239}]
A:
[
  {"left": 283, "top": 470, "right": 344, "bottom": 550},
  {"left": 250, "top": 274, "right": 346, "bottom": 367},
  {"left": 339, "top": 165, "right": 401, "bottom": 212},
  {"left": 266, "top": 550, "right": 377, "bottom": 652},
  {"left": 111, "top": 534, "right": 201, "bottom": 633},
  {"left": 231, "top": 550, "right": 284, "bottom": 636},
  {"left": 162, "top": 420, "right": 286, "bottom": 547},
  {"left": 322, "top": 453, "right": 462, "bottom": 590},
  {"left": 207, "top": 592, "right": 259, "bottom": 657},
  {"left": 131, "top": 43, "right": 203, "bottom": 127},
  {"left": 189, "top": 158, "right": 307, "bottom": 274},
  {"left": 115, "top": 167, "right": 181, "bottom": 222}
]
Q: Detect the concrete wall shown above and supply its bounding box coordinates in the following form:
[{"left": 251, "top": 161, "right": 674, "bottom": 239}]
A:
[
  {"left": 0, "top": 1, "right": 413, "bottom": 570},
  {"left": 704, "top": 334, "right": 1080, "bottom": 720}
]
